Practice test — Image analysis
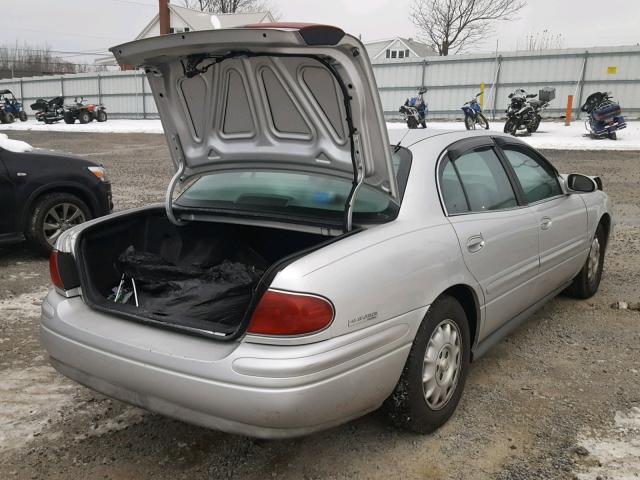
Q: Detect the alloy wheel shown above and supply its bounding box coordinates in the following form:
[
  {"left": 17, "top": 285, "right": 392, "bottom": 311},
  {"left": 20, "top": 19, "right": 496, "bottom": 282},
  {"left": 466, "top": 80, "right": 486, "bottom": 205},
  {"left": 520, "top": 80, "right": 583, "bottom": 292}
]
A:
[
  {"left": 42, "top": 203, "right": 86, "bottom": 246},
  {"left": 422, "top": 319, "right": 462, "bottom": 410},
  {"left": 587, "top": 236, "right": 601, "bottom": 283}
]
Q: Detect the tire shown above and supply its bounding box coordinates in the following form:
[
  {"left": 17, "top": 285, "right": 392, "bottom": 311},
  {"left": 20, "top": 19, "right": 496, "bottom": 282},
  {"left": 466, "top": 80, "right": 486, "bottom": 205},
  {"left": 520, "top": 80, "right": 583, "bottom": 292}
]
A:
[
  {"left": 3, "top": 112, "right": 14, "bottom": 124},
  {"left": 97, "top": 110, "right": 107, "bottom": 122},
  {"left": 63, "top": 112, "right": 75, "bottom": 124},
  {"left": 477, "top": 113, "right": 489, "bottom": 130},
  {"left": 385, "top": 295, "right": 471, "bottom": 434},
  {"left": 530, "top": 114, "right": 541, "bottom": 133},
  {"left": 566, "top": 224, "right": 606, "bottom": 299},
  {"left": 26, "top": 192, "right": 92, "bottom": 255},
  {"left": 464, "top": 115, "right": 474, "bottom": 130},
  {"left": 608, "top": 131, "right": 617, "bottom": 140},
  {"left": 19, "top": 111, "right": 27, "bottom": 122},
  {"left": 407, "top": 117, "right": 418, "bottom": 129},
  {"left": 78, "top": 110, "right": 91, "bottom": 124},
  {"left": 504, "top": 118, "right": 517, "bottom": 135}
]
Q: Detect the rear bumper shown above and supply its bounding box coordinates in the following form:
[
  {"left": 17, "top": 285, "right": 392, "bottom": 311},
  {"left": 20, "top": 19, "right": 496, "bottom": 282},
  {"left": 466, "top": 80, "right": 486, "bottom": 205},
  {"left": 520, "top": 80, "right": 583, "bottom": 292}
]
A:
[{"left": 40, "top": 291, "right": 423, "bottom": 438}]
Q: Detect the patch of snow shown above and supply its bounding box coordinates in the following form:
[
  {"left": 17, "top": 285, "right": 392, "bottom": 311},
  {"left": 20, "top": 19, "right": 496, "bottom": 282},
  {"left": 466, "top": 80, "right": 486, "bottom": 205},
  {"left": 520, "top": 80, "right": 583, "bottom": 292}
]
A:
[
  {"left": 0, "top": 118, "right": 164, "bottom": 134},
  {"left": 574, "top": 406, "right": 640, "bottom": 479},
  {"left": 0, "top": 365, "right": 78, "bottom": 452},
  {"left": 0, "top": 132, "right": 33, "bottom": 152},
  {"left": 2, "top": 118, "right": 640, "bottom": 151},
  {"left": 0, "top": 290, "right": 48, "bottom": 325},
  {"left": 388, "top": 120, "right": 640, "bottom": 151}
]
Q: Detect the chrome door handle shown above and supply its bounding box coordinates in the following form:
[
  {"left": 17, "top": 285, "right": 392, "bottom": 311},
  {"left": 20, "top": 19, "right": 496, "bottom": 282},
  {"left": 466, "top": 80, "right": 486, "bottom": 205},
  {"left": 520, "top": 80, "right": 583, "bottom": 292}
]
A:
[
  {"left": 466, "top": 235, "right": 485, "bottom": 253},
  {"left": 540, "top": 217, "right": 552, "bottom": 230}
]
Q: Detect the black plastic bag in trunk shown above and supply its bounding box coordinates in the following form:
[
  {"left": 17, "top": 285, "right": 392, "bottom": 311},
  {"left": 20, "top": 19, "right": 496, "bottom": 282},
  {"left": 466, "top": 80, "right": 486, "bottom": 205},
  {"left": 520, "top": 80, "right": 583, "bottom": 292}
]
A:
[{"left": 115, "top": 246, "right": 265, "bottom": 331}]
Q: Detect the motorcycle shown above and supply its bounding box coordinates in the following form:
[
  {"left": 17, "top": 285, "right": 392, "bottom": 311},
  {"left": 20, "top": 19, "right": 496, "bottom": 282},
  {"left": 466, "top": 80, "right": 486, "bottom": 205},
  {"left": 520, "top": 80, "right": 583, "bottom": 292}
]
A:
[
  {"left": 399, "top": 88, "right": 427, "bottom": 129},
  {"left": 31, "top": 96, "right": 66, "bottom": 124},
  {"left": 581, "top": 92, "right": 626, "bottom": 140},
  {"left": 504, "top": 88, "right": 555, "bottom": 136},
  {"left": 461, "top": 92, "right": 489, "bottom": 130},
  {"left": 63, "top": 97, "right": 107, "bottom": 124}
]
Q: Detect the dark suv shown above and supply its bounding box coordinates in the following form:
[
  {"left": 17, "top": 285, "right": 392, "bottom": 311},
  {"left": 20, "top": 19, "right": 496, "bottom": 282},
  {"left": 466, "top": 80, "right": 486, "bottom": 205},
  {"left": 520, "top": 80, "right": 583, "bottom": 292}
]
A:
[{"left": 0, "top": 143, "right": 112, "bottom": 253}]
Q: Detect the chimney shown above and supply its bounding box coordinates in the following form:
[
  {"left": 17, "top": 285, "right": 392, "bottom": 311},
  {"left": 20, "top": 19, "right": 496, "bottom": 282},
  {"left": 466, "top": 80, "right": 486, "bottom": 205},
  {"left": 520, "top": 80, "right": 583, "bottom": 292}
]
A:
[{"left": 159, "top": 0, "right": 170, "bottom": 35}]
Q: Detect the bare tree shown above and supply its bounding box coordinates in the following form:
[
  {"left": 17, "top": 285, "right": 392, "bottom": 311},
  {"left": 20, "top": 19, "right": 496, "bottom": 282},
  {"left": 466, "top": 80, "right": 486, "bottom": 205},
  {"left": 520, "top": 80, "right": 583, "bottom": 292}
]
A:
[
  {"left": 180, "top": 0, "right": 272, "bottom": 13},
  {"left": 411, "top": 0, "right": 527, "bottom": 56},
  {"left": 520, "top": 29, "right": 564, "bottom": 51}
]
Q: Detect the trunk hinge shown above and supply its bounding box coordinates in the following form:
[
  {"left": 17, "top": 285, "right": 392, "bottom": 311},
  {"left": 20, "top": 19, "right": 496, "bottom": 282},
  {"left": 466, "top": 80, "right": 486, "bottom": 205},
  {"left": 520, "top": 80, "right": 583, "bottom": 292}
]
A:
[
  {"left": 343, "top": 131, "right": 365, "bottom": 232},
  {"left": 166, "top": 134, "right": 187, "bottom": 226}
]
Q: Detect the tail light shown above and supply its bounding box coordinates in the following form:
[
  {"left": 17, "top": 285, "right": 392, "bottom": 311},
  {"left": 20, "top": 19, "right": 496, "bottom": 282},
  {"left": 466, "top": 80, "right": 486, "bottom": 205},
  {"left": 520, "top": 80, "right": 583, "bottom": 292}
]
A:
[
  {"left": 49, "top": 250, "right": 80, "bottom": 292},
  {"left": 248, "top": 290, "right": 334, "bottom": 336}
]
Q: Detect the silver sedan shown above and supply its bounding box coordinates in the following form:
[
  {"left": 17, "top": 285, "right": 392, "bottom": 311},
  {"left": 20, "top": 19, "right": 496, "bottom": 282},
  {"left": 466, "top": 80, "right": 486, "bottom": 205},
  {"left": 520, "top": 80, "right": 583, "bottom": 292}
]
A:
[{"left": 41, "top": 25, "right": 612, "bottom": 439}]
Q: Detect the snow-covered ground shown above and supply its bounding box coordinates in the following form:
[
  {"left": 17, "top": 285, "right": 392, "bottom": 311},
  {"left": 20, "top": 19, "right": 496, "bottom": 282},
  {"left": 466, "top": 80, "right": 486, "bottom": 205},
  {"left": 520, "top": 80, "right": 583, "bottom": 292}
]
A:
[{"left": 2, "top": 118, "right": 640, "bottom": 151}]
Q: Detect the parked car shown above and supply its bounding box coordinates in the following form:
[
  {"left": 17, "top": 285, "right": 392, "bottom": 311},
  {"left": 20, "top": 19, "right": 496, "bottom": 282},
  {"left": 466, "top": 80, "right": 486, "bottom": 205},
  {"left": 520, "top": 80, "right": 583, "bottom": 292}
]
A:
[
  {"left": 0, "top": 138, "right": 112, "bottom": 253},
  {"left": 41, "top": 24, "right": 612, "bottom": 439}
]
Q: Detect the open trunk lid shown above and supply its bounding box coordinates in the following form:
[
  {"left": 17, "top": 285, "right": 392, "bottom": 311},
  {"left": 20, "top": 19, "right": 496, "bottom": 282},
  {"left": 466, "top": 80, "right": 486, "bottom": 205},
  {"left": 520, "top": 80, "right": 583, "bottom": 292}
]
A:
[{"left": 110, "top": 24, "right": 397, "bottom": 229}]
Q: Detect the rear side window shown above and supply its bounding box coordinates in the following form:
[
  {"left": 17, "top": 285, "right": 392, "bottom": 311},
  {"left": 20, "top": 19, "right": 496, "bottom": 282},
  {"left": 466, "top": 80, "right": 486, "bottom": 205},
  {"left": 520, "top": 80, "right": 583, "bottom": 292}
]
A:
[
  {"left": 441, "top": 161, "right": 468, "bottom": 214},
  {"left": 502, "top": 148, "right": 562, "bottom": 203},
  {"left": 450, "top": 148, "right": 517, "bottom": 212}
]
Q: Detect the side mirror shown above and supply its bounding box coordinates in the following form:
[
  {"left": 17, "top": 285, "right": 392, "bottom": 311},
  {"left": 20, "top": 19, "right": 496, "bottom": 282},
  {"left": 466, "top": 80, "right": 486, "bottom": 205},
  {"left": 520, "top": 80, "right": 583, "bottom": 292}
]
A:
[{"left": 566, "top": 174, "right": 596, "bottom": 193}]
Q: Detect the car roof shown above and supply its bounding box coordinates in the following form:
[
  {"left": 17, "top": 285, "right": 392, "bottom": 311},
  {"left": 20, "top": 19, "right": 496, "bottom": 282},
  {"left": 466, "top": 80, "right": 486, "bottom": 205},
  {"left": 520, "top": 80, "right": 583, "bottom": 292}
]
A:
[{"left": 388, "top": 127, "right": 528, "bottom": 150}]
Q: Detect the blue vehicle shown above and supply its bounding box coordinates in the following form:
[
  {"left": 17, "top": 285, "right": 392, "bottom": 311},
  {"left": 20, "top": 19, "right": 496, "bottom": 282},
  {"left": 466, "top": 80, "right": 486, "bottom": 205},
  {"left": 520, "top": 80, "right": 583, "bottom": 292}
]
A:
[
  {"left": 461, "top": 92, "right": 489, "bottom": 130},
  {"left": 399, "top": 88, "right": 428, "bottom": 129},
  {"left": 0, "top": 89, "right": 28, "bottom": 123},
  {"left": 581, "top": 92, "right": 626, "bottom": 140}
]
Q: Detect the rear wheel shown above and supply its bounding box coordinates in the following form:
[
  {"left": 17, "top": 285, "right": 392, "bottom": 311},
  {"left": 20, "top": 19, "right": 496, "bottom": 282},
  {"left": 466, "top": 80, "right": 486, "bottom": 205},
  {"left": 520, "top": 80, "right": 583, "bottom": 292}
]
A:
[
  {"left": 3, "top": 112, "right": 14, "bottom": 124},
  {"left": 477, "top": 113, "right": 489, "bottom": 130},
  {"left": 78, "top": 110, "right": 91, "bottom": 124},
  {"left": 63, "top": 111, "right": 75, "bottom": 124},
  {"left": 386, "top": 295, "right": 470, "bottom": 433},
  {"left": 26, "top": 192, "right": 92, "bottom": 254},
  {"left": 608, "top": 131, "right": 617, "bottom": 140},
  {"left": 97, "top": 110, "right": 107, "bottom": 122},
  {"left": 19, "top": 111, "right": 27, "bottom": 122},
  {"left": 566, "top": 224, "right": 606, "bottom": 299},
  {"left": 530, "top": 114, "right": 541, "bottom": 132},
  {"left": 464, "top": 115, "right": 475, "bottom": 130}
]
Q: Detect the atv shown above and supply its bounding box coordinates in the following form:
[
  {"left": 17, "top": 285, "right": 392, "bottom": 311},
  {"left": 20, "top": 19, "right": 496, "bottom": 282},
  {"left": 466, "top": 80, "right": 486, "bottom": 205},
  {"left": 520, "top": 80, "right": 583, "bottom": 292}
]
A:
[
  {"left": 63, "top": 97, "right": 107, "bottom": 124},
  {"left": 0, "top": 89, "right": 28, "bottom": 123}
]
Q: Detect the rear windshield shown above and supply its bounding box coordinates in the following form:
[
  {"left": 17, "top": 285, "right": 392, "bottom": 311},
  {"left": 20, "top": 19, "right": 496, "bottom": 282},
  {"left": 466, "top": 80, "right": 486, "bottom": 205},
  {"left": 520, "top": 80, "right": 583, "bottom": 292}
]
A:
[{"left": 176, "top": 147, "right": 412, "bottom": 224}]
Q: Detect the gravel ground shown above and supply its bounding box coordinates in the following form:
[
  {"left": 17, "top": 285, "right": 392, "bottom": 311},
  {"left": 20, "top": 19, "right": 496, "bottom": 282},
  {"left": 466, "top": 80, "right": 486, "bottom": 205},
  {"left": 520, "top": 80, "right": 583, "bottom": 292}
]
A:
[{"left": 0, "top": 131, "right": 639, "bottom": 480}]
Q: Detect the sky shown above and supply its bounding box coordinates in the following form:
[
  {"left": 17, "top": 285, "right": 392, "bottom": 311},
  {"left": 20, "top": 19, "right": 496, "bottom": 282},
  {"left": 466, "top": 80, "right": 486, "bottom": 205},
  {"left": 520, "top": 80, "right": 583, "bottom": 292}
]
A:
[{"left": 1, "top": 0, "right": 639, "bottom": 66}]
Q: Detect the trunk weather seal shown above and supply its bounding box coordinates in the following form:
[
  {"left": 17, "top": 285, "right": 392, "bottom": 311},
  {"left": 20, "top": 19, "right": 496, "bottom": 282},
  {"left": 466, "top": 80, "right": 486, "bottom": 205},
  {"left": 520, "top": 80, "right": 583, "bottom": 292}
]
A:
[{"left": 174, "top": 51, "right": 363, "bottom": 233}]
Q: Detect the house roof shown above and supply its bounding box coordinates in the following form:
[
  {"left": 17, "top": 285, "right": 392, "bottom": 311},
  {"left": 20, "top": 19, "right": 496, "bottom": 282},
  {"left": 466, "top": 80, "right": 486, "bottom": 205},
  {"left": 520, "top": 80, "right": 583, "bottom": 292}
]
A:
[{"left": 366, "top": 37, "right": 436, "bottom": 59}]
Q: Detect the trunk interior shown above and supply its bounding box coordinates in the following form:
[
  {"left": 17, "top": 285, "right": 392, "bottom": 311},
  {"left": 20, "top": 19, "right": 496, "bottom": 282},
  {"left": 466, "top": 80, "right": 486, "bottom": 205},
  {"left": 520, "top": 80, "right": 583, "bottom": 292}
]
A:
[{"left": 77, "top": 209, "right": 332, "bottom": 338}]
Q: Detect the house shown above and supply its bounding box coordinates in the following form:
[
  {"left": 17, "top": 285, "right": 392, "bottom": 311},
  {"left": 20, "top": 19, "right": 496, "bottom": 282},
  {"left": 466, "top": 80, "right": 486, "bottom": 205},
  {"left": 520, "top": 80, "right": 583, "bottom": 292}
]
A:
[
  {"left": 96, "top": 1, "right": 275, "bottom": 67},
  {"left": 364, "top": 37, "right": 436, "bottom": 63}
]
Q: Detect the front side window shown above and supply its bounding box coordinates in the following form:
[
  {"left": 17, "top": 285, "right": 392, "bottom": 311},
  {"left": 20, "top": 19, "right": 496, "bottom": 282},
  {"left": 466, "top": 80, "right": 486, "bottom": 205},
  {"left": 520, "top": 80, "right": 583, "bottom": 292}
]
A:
[
  {"left": 441, "top": 147, "right": 517, "bottom": 213},
  {"left": 502, "top": 147, "right": 562, "bottom": 203}
]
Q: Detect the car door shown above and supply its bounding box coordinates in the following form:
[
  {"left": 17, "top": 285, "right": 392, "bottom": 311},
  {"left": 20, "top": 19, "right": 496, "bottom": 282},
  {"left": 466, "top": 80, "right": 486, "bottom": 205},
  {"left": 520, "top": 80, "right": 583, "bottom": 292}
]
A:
[
  {"left": 439, "top": 138, "right": 539, "bottom": 341},
  {"left": 0, "top": 150, "right": 17, "bottom": 235},
  {"left": 498, "top": 143, "right": 588, "bottom": 299}
]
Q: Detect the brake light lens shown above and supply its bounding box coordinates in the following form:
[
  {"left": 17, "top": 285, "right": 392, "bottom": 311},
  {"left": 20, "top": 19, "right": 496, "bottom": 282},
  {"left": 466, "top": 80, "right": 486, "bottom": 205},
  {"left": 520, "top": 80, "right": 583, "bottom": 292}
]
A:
[
  {"left": 248, "top": 290, "right": 334, "bottom": 336},
  {"left": 49, "top": 250, "right": 65, "bottom": 290},
  {"left": 49, "top": 250, "right": 80, "bottom": 292}
]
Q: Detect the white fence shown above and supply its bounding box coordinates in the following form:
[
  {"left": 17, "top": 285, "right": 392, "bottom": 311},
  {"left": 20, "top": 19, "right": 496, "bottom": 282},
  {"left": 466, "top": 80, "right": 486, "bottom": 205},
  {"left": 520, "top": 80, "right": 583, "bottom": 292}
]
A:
[{"left": 1, "top": 45, "right": 639, "bottom": 120}]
